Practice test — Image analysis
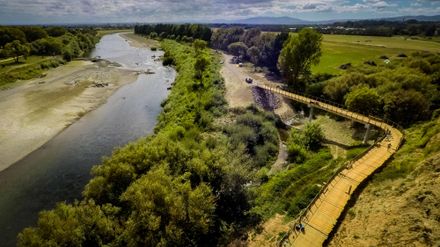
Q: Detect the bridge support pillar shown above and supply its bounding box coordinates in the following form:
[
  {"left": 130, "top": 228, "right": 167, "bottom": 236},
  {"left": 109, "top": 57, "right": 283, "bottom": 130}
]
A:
[
  {"left": 308, "top": 106, "right": 314, "bottom": 122},
  {"left": 363, "top": 124, "right": 371, "bottom": 144}
]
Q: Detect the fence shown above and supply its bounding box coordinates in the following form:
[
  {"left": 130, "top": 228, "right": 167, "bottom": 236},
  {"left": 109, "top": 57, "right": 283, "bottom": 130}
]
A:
[{"left": 255, "top": 84, "right": 404, "bottom": 247}]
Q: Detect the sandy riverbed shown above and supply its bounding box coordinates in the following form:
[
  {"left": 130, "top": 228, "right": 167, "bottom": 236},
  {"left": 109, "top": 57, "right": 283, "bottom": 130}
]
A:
[{"left": 0, "top": 37, "right": 141, "bottom": 172}]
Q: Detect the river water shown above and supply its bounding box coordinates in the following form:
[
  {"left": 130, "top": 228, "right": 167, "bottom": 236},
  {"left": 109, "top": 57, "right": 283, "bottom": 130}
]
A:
[{"left": 0, "top": 33, "right": 175, "bottom": 246}]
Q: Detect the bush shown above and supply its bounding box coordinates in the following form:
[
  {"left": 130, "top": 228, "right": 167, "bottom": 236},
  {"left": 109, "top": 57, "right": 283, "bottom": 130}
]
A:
[
  {"left": 162, "top": 52, "right": 175, "bottom": 66},
  {"left": 383, "top": 89, "right": 430, "bottom": 126},
  {"left": 345, "top": 86, "right": 382, "bottom": 115},
  {"left": 302, "top": 122, "right": 325, "bottom": 151},
  {"left": 324, "top": 73, "right": 375, "bottom": 103},
  {"left": 408, "top": 59, "right": 432, "bottom": 74},
  {"left": 287, "top": 143, "right": 307, "bottom": 163},
  {"left": 225, "top": 111, "right": 278, "bottom": 169}
]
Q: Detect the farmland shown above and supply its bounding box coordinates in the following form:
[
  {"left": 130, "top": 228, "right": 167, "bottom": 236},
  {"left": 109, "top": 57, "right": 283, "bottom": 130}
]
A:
[{"left": 313, "top": 34, "right": 440, "bottom": 74}]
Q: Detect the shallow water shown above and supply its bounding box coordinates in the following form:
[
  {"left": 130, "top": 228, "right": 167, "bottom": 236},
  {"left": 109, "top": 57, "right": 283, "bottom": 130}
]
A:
[{"left": 0, "top": 34, "right": 175, "bottom": 246}]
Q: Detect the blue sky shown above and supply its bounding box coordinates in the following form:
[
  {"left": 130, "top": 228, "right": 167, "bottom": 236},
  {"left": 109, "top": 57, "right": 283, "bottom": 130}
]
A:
[{"left": 0, "top": 0, "right": 439, "bottom": 24}]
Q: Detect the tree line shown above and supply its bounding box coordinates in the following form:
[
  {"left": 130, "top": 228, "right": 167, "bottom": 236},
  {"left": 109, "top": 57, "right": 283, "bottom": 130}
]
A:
[
  {"left": 318, "top": 19, "right": 440, "bottom": 37},
  {"left": 211, "top": 27, "right": 289, "bottom": 73},
  {"left": 134, "top": 24, "right": 212, "bottom": 42},
  {"left": 134, "top": 24, "right": 289, "bottom": 73},
  {"left": 0, "top": 26, "right": 98, "bottom": 62}
]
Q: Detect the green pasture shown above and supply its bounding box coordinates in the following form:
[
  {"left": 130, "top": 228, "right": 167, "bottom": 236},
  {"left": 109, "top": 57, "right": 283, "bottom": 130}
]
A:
[{"left": 313, "top": 34, "right": 440, "bottom": 74}]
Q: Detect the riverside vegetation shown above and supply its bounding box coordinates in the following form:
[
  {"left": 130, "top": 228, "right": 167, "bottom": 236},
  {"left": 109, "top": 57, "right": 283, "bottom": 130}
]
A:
[
  {"left": 15, "top": 24, "right": 440, "bottom": 246},
  {"left": 17, "top": 38, "right": 281, "bottom": 246}
]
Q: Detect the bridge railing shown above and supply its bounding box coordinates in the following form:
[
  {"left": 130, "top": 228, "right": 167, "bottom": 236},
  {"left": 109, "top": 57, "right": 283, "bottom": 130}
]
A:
[
  {"left": 263, "top": 84, "right": 405, "bottom": 246},
  {"left": 261, "top": 85, "right": 404, "bottom": 132}
]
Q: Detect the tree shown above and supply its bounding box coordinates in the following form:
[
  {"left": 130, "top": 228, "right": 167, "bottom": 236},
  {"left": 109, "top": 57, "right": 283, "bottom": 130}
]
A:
[
  {"left": 31, "top": 38, "right": 63, "bottom": 56},
  {"left": 0, "top": 27, "right": 26, "bottom": 48},
  {"left": 4, "top": 40, "right": 30, "bottom": 63},
  {"left": 194, "top": 56, "right": 209, "bottom": 79},
  {"left": 227, "top": 42, "right": 248, "bottom": 57},
  {"left": 345, "top": 86, "right": 382, "bottom": 115},
  {"left": 289, "top": 122, "right": 324, "bottom": 151},
  {"left": 21, "top": 27, "right": 48, "bottom": 42},
  {"left": 383, "top": 89, "right": 430, "bottom": 126},
  {"left": 240, "top": 28, "right": 261, "bottom": 47},
  {"left": 278, "top": 28, "right": 322, "bottom": 91},
  {"left": 193, "top": 39, "right": 207, "bottom": 53},
  {"left": 120, "top": 167, "right": 215, "bottom": 246},
  {"left": 46, "top": 27, "right": 67, "bottom": 37},
  {"left": 301, "top": 122, "right": 324, "bottom": 151},
  {"left": 247, "top": 46, "right": 260, "bottom": 65},
  {"left": 17, "top": 200, "right": 121, "bottom": 247},
  {"left": 324, "top": 73, "right": 372, "bottom": 103}
]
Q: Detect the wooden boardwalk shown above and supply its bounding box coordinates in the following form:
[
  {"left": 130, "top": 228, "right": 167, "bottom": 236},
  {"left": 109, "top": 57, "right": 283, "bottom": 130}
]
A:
[{"left": 257, "top": 84, "right": 404, "bottom": 247}]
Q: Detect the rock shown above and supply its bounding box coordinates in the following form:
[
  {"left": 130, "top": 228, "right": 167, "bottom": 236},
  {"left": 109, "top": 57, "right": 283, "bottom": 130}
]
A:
[
  {"left": 252, "top": 87, "right": 281, "bottom": 111},
  {"left": 339, "top": 63, "right": 352, "bottom": 70},
  {"left": 92, "top": 82, "right": 109, "bottom": 88},
  {"left": 364, "top": 60, "right": 377, "bottom": 66}
]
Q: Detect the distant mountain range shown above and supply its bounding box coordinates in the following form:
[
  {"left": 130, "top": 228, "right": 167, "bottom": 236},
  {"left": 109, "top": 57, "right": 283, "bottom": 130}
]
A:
[{"left": 213, "top": 15, "right": 440, "bottom": 25}]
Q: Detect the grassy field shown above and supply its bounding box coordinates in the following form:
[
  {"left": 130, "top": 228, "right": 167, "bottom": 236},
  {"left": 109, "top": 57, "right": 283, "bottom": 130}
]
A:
[
  {"left": 0, "top": 56, "right": 65, "bottom": 88},
  {"left": 313, "top": 34, "right": 440, "bottom": 74},
  {"left": 121, "top": 33, "right": 160, "bottom": 47},
  {"left": 96, "top": 29, "right": 132, "bottom": 37}
]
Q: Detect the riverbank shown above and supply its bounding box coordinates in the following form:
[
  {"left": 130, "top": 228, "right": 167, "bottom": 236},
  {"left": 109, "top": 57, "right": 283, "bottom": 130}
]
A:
[{"left": 0, "top": 34, "right": 142, "bottom": 172}]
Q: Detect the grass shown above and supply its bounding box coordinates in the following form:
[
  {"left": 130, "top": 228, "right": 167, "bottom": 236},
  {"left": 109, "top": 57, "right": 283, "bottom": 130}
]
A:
[
  {"left": 252, "top": 147, "right": 343, "bottom": 219},
  {"left": 373, "top": 117, "right": 440, "bottom": 182},
  {"left": 96, "top": 29, "right": 132, "bottom": 37},
  {"left": 122, "top": 33, "right": 160, "bottom": 47},
  {"left": 313, "top": 34, "right": 440, "bottom": 74},
  {"left": 0, "top": 56, "right": 65, "bottom": 88}
]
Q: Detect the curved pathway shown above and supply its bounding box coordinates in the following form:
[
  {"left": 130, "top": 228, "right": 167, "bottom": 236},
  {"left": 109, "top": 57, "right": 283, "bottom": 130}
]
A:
[{"left": 256, "top": 84, "right": 404, "bottom": 247}]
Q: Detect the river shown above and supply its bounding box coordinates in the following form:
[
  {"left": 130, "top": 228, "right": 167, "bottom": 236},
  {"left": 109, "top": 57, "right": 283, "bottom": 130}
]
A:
[{"left": 0, "top": 33, "right": 175, "bottom": 246}]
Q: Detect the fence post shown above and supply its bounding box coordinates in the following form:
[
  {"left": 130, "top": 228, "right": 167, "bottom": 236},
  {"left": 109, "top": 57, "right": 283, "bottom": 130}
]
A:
[{"left": 363, "top": 124, "right": 371, "bottom": 144}]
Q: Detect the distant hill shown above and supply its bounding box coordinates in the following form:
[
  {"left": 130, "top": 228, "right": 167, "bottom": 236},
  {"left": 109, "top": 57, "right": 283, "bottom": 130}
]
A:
[
  {"left": 380, "top": 15, "right": 440, "bottom": 22},
  {"left": 213, "top": 15, "right": 440, "bottom": 25},
  {"left": 215, "top": 16, "right": 312, "bottom": 25}
]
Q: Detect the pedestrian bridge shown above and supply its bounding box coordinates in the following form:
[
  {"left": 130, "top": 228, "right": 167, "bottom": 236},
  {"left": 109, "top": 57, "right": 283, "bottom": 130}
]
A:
[{"left": 256, "top": 84, "right": 404, "bottom": 247}]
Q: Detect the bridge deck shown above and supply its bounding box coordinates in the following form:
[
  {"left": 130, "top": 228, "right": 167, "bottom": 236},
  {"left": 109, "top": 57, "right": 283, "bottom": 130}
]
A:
[{"left": 257, "top": 84, "right": 404, "bottom": 247}]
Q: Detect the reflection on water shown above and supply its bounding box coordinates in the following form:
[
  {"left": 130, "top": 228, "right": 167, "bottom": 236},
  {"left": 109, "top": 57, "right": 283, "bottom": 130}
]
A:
[{"left": 0, "top": 34, "right": 175, "bottom": 246}]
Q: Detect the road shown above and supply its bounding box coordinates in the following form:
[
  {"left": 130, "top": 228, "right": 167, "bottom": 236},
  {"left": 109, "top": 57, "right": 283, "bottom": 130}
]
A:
[{"left": 220, "top": 53, "right": 254, "bottom": 108}]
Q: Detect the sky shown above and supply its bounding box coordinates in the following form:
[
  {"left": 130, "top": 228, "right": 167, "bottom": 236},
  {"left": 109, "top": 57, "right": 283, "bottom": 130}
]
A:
[{"left": 0, "top": 0, "right": 439, "bottom": 24}]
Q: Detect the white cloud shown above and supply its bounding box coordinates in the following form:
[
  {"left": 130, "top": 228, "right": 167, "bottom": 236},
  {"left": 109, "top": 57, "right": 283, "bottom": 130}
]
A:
[{"left": 0, "top": 0, "right": 438, "bottom": 24}]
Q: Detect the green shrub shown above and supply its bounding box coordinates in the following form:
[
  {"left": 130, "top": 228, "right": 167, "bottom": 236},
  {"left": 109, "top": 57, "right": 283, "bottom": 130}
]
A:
[{"left": 225, "top": 110, "right": 278, "bottom": 168}]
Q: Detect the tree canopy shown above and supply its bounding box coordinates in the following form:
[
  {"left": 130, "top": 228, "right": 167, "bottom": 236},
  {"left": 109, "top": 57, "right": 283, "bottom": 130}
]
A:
[
  {"left": 345, "top": 86, "right": 382, "bottom": 115},
  {"left": 227, "top": 42, "right": 248, "bottom": 57},
  {"left": 3, "top": 40, "right": 30, "bottom": 63},
  {"left": 278, "top": 28, "right": 322, "bottom": 91}
]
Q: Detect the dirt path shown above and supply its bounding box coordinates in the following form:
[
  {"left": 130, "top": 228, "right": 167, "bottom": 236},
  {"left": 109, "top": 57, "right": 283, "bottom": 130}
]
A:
[
  {"left": 220, "top": 53, "right": 254, "bottom": 108},
  {"left": 0, "top": 49, "right": 139, "bottom": 172},
  {"left": 270, "top": 138, "right": 288, "bottom": 174}
]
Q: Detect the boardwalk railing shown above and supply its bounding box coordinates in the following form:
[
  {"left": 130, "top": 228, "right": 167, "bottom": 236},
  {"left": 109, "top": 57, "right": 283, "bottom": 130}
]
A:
[{"left": 256, "top": 84, "right": 404, "bottom": 247}]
